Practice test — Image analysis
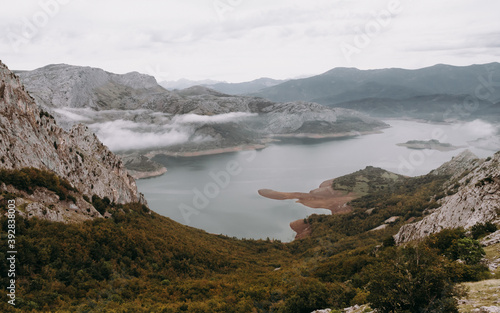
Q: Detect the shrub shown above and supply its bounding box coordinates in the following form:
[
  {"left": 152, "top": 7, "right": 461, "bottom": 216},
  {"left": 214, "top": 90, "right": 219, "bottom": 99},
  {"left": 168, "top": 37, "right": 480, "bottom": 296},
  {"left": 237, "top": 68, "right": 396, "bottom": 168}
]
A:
[
  {"left": 367, "top": 245, "right": 460, "bottom": 313},
  {"left": 471, "top": 221, "right": 498, "bottom": 239},
  {"left": 447, "top": 237, "right": 485, "bottom": 265}
]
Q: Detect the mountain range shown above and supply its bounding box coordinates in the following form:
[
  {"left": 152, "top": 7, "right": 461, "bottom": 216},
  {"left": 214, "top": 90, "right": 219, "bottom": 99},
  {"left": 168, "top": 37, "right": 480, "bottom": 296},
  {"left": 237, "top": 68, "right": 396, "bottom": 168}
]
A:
[
  {"left": 1, "top": 60, "right": 500, "bottom": 312},
  {"left": 15, "top": 64, "right": 387, "bottom": 177},
  {"left": 160, "top": 77, "right": 287, "bottom": 94},
  {"left": 250, "top": 63, "right": 500, "bottom": 121}
]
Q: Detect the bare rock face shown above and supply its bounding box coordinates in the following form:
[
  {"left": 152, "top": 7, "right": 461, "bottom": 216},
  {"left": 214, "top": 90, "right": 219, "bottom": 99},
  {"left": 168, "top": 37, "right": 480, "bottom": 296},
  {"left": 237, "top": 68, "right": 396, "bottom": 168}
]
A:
[
  {"left": 0, "top": 61, "right": 144, "bottom": 207},
  {"left": 395, "top": 151, "right": 500, "bottom": 244},
  {"left": 15, "top": 64, "right": 166, "bottom": 110},
  {"left": 429, "top": 149, "right": 482, "bottom": 179}
]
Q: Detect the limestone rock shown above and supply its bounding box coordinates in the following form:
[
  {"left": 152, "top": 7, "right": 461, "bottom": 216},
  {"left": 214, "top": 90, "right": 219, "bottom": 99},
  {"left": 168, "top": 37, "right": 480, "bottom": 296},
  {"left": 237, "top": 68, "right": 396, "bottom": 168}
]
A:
[
  {"left": 395, "top": 151, "right": 500, "bottom": 244},
  {"left": 473, "top": 306, "right": 500, "bottom": 313},
  {"left": 482, "top": 230, "right": 500, "bottom": 247},
  {"left": 1, "top": 60, "right": 145, "bottom": 211}
]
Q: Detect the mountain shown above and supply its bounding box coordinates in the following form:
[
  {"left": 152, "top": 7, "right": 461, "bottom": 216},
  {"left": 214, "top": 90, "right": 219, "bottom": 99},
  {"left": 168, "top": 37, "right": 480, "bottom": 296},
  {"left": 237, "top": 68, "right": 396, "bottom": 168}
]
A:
[
  {"left": 251, "top": 63, "right": 500, "bottom": 120},
  {"left": 3, "top": 59, "right": 500, "bottom": 312},
  {"left": 0, "top": 61, "right": 144, "bottom": 221},
  {"left": 15, "top": 64, "right": 179, "bottom": 112},
  {"left": 159, "top": 78, "right": 222, "bottom": 90},
  {"left": 16, "top": 64, "right": 387, "bottom": 177},
  {"left": 329, "top": 94, "right": 498, "bottom": 121},
  {"left": 395, "top": 150, "right": 500, "bottom": 243},
  {"left": 205, "top": 77, "right": 288, "bottom": 95},
  {"left": 160, "top": 77, "right": 287, "bottom": 95},
  {"left": 2, "top": 62, "right": 499, "bottom": 311}
]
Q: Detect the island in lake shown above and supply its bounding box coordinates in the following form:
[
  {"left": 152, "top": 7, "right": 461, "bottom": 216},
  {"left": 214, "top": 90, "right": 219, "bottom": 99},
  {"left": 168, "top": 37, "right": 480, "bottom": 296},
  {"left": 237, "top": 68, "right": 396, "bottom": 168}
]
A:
[{"left": 397, "top": 139, "right": 463, "bottom": 151}]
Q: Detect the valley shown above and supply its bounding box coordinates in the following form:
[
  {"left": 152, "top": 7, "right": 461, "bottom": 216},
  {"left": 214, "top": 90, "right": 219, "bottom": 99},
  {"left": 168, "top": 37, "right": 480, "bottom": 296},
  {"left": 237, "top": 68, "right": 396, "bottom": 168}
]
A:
[{"left": 1, "top": 59, "right": 500, "bottom": 312}]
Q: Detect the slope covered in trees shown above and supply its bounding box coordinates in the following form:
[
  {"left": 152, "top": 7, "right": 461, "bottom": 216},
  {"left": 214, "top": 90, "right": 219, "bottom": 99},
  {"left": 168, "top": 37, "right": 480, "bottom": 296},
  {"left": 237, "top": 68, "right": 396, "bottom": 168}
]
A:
[{"left": 1, "top": 163, "right": 497, "bottom": 312}]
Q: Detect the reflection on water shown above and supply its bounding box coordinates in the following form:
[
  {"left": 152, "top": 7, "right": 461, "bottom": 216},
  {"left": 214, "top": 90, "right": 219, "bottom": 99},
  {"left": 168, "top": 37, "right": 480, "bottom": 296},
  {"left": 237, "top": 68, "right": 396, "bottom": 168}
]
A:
[{"left": 137, "top": 120, "right": 495, "bottom": 242}]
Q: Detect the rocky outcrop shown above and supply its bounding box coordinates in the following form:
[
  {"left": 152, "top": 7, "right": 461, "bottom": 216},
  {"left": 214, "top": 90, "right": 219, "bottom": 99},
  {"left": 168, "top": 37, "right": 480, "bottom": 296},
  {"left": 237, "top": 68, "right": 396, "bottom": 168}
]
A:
[
  {"left": 429, "top": 149, "right": 482, "bottom": 180},
  {"left": 0, "top": 61, "right": 144, "bottom": 207},
  {"left": 481, "top": 230, "right": 500, "bottom": 247},
  {"left": 15, "top": 64, "right": 169, "bottom": 110},
  {"left": 472, "top": 306, "right": 500, "bottom": 313},
  {"left": 395, "top": 151, "right": 500, "bottom": 244}
]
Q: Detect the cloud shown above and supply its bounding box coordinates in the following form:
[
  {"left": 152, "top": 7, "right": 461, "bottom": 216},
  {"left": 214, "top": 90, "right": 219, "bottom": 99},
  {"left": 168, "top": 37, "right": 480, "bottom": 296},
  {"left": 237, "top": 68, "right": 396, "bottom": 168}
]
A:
[
  {"left": 81, "top": 111, "right": 257, "bottom": 151},
  {"left": 1, "top": 0, "right": 500, "bottom": 81},
  {"left": 53, "top": 108, "right": 93, "bottom": 122},
  {"left": 88, "top": 119, "right": 192, "bottom": 151},
  {"left": 459, "top": 119, "right": 498, "bottom": 138},
  {"left": 172, "top": 112, "right": 257, "bottom": 124}
]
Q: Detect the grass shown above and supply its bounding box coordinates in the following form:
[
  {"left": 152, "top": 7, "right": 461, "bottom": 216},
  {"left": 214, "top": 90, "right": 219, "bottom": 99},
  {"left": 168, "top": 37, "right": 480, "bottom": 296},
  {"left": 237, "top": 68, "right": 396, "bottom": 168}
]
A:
[
  {"left": 458, "top": 242, "right": 500, "bottom": 312},
  {"left": 484, "top": 242, "right": 500, "bottom": 277},
  {"left": 458, "top": 279, "right": 500, "bottom": 312}
]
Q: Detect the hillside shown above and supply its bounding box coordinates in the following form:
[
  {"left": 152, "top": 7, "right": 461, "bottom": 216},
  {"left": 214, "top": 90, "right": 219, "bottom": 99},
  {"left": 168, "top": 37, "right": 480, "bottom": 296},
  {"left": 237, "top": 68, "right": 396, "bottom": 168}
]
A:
[
  {"left": 395, "top": 151, "right": 500, "bottom": 243},
  {"left": 252, "top": 63, "right": 500, "bottom": 121},
  {"left": 0, "top": 61, "right": 144, "bottom": 222},
  {"left": 2, "top": 59, "right": 500, "bottom": 312}
]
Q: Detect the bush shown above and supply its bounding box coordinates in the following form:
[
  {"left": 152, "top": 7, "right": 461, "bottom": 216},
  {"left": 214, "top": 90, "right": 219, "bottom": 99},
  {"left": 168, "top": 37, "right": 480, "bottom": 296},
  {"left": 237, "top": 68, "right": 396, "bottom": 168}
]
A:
[
  {"left": 367, "top": 245, "right": 460, "bottom": 313},
  {"left": 447, "top": 237, "right": 485, "bottom": 265},
  {"left": 471, "top": 222, "right": 498, "bottom": 239},
  {"left": 0, "top": 167, "right": 76, "bottom": 201}
]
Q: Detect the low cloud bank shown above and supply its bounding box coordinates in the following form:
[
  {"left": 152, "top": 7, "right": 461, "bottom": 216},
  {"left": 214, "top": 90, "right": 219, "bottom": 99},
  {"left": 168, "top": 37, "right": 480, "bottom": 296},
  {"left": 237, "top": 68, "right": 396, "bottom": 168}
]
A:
[{"left": 77, "top": 111, "right": 258, "bottom": 151}]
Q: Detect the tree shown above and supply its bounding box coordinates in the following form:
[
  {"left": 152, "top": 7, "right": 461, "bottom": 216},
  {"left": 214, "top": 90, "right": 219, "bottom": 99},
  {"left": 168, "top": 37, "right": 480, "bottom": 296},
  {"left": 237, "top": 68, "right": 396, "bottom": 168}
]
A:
[
  {"left": 447, "top": 237, "right": 485, "bottom": 265},
  {"left": 367, "top": 244, "right": 460, "bottom": 313}
]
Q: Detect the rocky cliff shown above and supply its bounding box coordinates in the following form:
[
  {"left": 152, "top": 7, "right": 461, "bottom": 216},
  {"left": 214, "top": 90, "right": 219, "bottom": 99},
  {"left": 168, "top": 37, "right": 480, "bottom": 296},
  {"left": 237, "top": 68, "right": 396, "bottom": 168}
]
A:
[
  {"left": 0, "top": 61, "right": 144, "bottom": 222},
  {"left": 395, "top": 151, "right": 500, "bottom": 243}
]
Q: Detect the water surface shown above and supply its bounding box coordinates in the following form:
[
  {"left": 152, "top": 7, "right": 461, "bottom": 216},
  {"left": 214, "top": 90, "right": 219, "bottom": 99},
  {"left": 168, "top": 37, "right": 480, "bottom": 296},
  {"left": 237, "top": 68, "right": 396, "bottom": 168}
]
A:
[{"left": 137, "top": 120, "right": 495, "bottom": 242}]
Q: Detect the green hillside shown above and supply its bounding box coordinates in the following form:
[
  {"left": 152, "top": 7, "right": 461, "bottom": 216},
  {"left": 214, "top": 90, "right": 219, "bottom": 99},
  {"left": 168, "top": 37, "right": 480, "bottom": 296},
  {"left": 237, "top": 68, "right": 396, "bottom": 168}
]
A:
[{"left": 0, "top": 167, "right": 496, "bottom": 312}]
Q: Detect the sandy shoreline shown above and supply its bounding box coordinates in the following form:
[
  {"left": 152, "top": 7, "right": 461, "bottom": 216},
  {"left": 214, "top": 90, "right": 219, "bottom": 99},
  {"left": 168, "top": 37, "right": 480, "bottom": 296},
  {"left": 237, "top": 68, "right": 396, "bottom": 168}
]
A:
[
  {"left": 259, "top": 179, "right": 358, "bottom": 239},
  {"left": 258, "top": 179, "right": 356, "bottom": 213},
  {"left": 145, "top": 144, "right": 268, "bottom": 158},
  {"left": 290, "top": 219, "right": 311, "bottom": 240}
]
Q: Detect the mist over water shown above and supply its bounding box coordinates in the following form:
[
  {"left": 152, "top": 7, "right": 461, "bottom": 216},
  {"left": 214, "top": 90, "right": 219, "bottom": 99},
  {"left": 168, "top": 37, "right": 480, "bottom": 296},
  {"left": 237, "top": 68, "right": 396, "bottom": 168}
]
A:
[
  {"left": 137, "top": 120, "right": 498, "bottom": 242},
  {"left": 52, "top": 108, "right": 258, "bottom": 151}
]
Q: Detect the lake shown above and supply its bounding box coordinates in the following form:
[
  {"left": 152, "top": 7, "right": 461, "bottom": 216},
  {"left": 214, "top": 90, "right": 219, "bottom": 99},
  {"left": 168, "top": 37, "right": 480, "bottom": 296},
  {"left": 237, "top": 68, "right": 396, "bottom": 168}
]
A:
[{"left": 136, "top": 120, "right": 496, "bottom": 242}]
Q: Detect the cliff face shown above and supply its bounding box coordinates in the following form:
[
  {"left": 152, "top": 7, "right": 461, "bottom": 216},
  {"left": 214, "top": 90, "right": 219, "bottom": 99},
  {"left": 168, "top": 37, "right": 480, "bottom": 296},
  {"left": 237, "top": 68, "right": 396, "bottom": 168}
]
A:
[
  {"left": 15, "top": 64, "right": 169, "bottom": 110},
  {"left": 0, "top": 61, "right": 144, "bottom": 207},
  {"left": 395, "top": 151, "right": 500, "bottom": 244}
]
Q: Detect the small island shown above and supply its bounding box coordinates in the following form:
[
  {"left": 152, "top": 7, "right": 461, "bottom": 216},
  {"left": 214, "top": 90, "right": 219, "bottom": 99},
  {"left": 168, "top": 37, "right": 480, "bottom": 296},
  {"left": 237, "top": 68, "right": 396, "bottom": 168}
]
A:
[{"left": 397, "top": 139, "right": 463, "bottom": 151}]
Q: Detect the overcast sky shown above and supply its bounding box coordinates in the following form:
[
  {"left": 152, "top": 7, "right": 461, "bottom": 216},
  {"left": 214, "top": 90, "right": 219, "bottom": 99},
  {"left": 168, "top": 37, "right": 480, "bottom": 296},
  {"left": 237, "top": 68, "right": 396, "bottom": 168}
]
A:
[{"left": 1, "top": 0, "right": 499, "bottom": 83}]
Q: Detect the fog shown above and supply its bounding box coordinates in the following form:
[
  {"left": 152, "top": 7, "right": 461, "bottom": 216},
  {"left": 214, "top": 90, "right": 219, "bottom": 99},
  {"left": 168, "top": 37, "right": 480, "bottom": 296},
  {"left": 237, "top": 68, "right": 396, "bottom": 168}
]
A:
[
  {"left": 53, "top": 108, "right": 258, "bottom": 151},
  {"left": 51, "top": 107, "right": 500, "bottom": 154}
]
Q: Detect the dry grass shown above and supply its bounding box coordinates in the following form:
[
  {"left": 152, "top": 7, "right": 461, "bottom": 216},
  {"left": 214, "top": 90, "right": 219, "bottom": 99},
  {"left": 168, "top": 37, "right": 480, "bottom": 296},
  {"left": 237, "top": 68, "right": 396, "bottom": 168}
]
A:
[{"left": 458, "top": 279, "right": 500, "bottom": 312}]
